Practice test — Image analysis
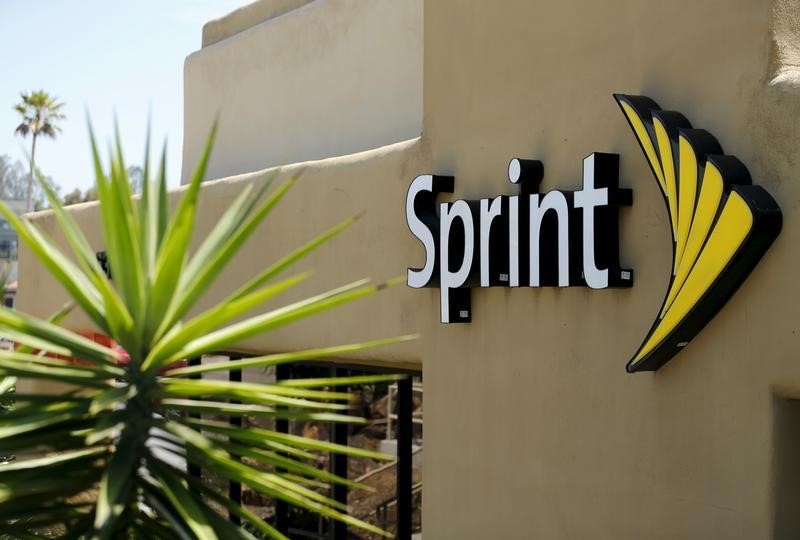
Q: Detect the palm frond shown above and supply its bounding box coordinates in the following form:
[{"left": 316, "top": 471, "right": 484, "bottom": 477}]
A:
[{"left": 0, "top": 123, "right": 410, "bottom": 538}]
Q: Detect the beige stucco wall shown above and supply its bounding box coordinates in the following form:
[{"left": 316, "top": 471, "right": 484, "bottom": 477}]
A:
[
  {"left": 201, "top": 0, "right": 314, "bottom": 48},
  {"left": 182, "top": 0, "right": 423, "bottom": 183},
  {"left": 420, "top": 0, "right": 800, "bottom": 538},
  {"left": 17, "top": 138, "right": 427, "bottom": 370},
  {"left": 15, "top": 0, "right": 800, "bottom": 537}
]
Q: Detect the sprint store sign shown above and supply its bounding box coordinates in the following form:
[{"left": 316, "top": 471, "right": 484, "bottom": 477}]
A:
[{"left": 406, "top": 94, "right": 782, "bottom": 373}]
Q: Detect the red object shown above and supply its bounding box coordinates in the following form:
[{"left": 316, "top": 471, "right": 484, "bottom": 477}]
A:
[
  {"left": 18, "top": 331, "right": 187, "bottom": 375},
  {"left": 114, "top": 344, "right": 187, "bottom": 374}
]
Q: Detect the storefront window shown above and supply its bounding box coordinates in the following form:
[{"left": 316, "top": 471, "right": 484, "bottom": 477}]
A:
[{"left": 185, "top": 355, "right": 423, "bottom": 539}]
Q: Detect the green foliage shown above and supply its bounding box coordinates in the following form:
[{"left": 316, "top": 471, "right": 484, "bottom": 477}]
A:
[
  {"left": 13, "top": 90, "right": 65, "bottom": 140},
  {"left": 0, "top": 125, "right": 413, "bottom": 538},
  {"left": 64, "top": 166, "right": 139, "bottom": 206}
]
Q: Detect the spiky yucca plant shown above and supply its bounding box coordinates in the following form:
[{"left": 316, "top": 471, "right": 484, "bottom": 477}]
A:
[{"left": 0, "top": 126, "right": 411, "bottom": 538}]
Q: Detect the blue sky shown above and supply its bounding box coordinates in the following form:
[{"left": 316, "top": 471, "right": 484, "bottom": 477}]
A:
[{"left": 0, "top": 0, "right": 248, "bottom": 195}]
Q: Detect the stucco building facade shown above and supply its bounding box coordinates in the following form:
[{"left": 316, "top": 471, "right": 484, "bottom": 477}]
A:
[{"left": 16, "top": 0, "right": 800, "bottom": 537}]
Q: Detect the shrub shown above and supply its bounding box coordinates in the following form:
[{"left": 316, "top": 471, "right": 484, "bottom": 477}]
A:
[{"left": 0, "top": 125, "right": 411, "bottom": 538}]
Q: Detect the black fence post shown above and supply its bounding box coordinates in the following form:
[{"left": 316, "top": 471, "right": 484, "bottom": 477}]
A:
[
  {"left": 329, "top": 367, "right": 349, "bottom": 540},
  {"left": 275, "top": 363, "right": 290, "bottom": 534},
  {"left": 228, "top": 355, "right": 242, "bottom": 525},
  {"left": 396, "top": 376, "right": 413, "bottom": 540},
  {"left": 187, "top": 356, "right": 202, "bottom": 482}
]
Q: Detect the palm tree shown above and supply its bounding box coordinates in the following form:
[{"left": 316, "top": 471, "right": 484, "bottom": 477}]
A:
[{"left": 13, "top": 90, "right": 65, "bottom": 212}]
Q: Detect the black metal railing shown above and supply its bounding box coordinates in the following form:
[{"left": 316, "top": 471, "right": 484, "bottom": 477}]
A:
[{"left": 185, "top": 354, "right": 420, "bottom": 540}]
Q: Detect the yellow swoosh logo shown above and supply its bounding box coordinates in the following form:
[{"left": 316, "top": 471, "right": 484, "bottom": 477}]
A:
[{"left": 614, "top": 94, "right": 782, "bottom": 372}]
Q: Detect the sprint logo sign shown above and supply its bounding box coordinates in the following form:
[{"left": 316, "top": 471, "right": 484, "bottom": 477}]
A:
[
  {"left": 405, "top": 94, "right": 781, "bottom": 373},
  {"left": 615, "top": 95, "right": 781, "bottom": 372}
]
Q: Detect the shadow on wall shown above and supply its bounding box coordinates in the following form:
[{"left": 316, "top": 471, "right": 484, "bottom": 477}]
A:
[{"left": 772, "top": 394, "right": 800, "bottom": 538}]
